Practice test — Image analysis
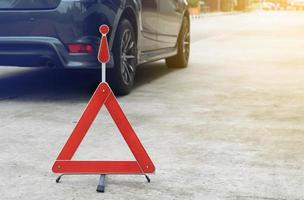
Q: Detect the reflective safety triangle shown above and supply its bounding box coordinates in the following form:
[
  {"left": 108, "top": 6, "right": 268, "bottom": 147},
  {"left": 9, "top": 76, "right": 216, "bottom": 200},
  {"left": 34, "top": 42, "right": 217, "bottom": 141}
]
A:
[{"left": 52, "top": 82, "right": 155, "bottom": 174}]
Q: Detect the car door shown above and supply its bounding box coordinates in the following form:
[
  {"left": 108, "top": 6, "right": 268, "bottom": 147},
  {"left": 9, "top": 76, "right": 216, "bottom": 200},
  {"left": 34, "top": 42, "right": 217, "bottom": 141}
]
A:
[
  {"left": 140, "top": 0, "right": 159, "bottom": 52},
  {"left": 157, "top": 0, "right": 184, "bottom": 48}
]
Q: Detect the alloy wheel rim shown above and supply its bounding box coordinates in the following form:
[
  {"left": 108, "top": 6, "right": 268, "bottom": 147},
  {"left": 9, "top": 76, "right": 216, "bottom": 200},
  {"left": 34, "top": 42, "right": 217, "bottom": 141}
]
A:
[{"left": 120, "top": 29, "right": 136, "bottom": 85}]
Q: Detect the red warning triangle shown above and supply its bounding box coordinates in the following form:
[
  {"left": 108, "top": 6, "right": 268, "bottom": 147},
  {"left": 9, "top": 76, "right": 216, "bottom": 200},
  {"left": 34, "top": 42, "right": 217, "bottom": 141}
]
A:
[{"left": 52, "top": 83, "right": 155, "bottom": 174}]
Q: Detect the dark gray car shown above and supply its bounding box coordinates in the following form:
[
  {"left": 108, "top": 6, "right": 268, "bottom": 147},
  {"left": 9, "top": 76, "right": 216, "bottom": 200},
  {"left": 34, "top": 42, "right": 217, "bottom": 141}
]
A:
[{"left": 0, "top": 0, "right": 190, "bottom": 95}]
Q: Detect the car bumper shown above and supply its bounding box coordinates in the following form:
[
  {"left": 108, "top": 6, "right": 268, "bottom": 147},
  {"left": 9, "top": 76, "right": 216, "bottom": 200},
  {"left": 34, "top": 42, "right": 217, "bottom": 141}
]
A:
[
  {"left": 0, "top": 0, "right": 118, "bottom": 69},
  {"left": 0, "top": 37, "right": 114, "bottom": 68}
]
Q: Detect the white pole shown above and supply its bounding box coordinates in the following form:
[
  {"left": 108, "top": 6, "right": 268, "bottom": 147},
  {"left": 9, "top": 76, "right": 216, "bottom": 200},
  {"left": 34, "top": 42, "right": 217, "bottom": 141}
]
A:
[{"left": 102, "top": 63, "right": 106, "bottom": 83}]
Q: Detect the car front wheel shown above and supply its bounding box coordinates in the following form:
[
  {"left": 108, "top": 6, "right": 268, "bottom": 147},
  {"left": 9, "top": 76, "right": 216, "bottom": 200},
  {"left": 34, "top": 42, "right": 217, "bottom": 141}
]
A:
[{"left": 166, "top": 16, "right": 190, "bottom": 68}]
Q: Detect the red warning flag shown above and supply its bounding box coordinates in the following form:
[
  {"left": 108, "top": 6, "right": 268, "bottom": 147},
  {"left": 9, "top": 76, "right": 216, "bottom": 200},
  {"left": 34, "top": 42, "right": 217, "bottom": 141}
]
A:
[
  {"left": 98, "top": 25, "right": 110, "bottom": 63},
  {"left": 52, "top": 83, "right": 155, "bottom": 174}
]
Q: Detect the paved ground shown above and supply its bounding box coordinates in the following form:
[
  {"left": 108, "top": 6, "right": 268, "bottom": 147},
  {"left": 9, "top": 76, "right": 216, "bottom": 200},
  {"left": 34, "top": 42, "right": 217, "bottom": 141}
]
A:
[{"left": 0, "top": 11, "right": 304, "bottom": 200}]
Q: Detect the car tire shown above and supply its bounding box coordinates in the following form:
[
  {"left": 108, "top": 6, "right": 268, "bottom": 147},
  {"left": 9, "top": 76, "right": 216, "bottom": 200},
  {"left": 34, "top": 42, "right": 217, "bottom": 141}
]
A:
[
  {"left": 108, "top": 19, "right": 137, "bottom": 95},
  {"left": 166, "top": 16, "right": 190, "bottom": 69}
]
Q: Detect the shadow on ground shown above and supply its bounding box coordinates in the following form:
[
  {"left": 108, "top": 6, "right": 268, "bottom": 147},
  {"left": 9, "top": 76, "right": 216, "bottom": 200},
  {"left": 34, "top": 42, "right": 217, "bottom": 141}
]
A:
[{"left": 0, "top": 62, "right": 173, "bottom": 102}]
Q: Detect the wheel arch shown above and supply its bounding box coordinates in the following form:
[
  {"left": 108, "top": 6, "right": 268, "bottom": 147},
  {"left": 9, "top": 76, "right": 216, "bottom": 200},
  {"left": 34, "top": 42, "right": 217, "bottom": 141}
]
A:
[
  {"left": 174, "top": 9, "right": 190, "bottom": 48},
  {"left": 183, "top": 8, "right": 190, "bottom": 31},
  {"left": 110, "top": 2, "right": 140, "bottom": 62},
  {"left": 184, "top": 8, "right": 190, "bottom": 19},
  {"left": 119, "top": 7, "right": 138, "bottom": 41}
]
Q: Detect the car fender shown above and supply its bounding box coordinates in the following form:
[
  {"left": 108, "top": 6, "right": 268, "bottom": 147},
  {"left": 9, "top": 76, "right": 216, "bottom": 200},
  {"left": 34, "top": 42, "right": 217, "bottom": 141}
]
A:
[{"left": 109, "top": 0, "right": 141, "bottom": 58}]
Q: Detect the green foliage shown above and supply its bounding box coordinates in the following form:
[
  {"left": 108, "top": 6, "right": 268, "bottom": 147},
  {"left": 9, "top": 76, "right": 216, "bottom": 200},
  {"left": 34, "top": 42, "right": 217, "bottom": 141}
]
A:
[{"left": 188, "top": 0, "right": 200, "bottom": 7}]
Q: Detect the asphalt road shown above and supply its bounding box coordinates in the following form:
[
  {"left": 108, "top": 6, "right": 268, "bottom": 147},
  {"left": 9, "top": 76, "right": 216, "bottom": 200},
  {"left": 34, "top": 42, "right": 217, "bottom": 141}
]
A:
[{"left": 0, "top": 11, "right": 304, "bottom": 199}]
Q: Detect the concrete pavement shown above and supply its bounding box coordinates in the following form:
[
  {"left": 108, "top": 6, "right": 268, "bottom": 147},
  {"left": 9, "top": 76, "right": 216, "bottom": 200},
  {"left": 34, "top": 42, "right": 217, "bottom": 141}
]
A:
[{"left": 0, "top": 11, "right": 304, "bottom": 200}]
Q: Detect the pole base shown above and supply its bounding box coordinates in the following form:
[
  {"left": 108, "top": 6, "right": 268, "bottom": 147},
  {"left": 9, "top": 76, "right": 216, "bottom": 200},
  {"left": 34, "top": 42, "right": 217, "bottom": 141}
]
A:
[{"left": 96, "top": 174, "right": 106, "bottom": 193}]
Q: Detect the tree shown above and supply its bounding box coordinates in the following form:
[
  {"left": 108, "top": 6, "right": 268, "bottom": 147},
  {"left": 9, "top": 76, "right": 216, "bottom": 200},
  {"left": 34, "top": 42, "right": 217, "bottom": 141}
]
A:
[{"left": 188, "top": 0, "right": 200, "bottom": 7}]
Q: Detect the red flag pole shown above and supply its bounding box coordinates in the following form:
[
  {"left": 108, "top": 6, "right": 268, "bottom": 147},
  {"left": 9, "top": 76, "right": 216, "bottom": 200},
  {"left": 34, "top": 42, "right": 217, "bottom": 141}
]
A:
[
  {"left": 97, "top": 24, "right": 110, "bottom": 192},
  {"left": 98, "top": 25, "right": 110, "bottom": 82}
]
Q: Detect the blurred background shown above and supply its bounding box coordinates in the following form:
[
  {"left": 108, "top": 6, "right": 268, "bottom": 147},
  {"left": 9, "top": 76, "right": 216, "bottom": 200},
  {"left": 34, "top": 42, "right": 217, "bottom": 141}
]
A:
[{"left": 188, "top": 0, "right": 304, "bottom": 15}]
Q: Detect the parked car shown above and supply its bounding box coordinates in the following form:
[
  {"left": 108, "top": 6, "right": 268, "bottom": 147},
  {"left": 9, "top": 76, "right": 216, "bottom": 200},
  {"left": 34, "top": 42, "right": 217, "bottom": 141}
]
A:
[{"left": 0, "top": 0, "right": 190, "bottom": 95}]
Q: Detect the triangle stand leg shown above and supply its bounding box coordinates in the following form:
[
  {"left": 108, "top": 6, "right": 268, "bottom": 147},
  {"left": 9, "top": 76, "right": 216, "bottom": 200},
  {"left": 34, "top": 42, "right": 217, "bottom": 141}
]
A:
[
  {"left": 145, "top": 174, "right": 151, "bottom": 183},
  {"left": 56, "top": 174, "right": 65, "bottom": 183},
  {"left": 96, "top": 174, "right": 106, "bottom": 193}
]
